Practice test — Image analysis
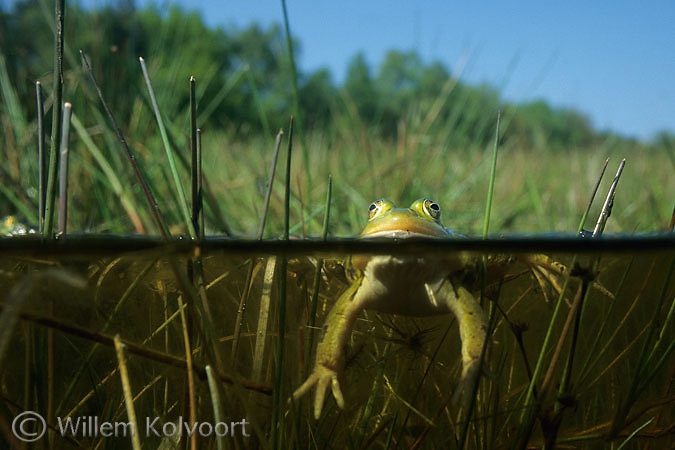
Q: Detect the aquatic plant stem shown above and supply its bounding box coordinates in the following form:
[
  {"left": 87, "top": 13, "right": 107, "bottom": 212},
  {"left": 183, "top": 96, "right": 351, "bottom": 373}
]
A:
[
  {"left": 36, "top": 81, "right": 46, "bottom": 231},
  {"left": 307, "top": 175, "right": 332, "bottom": 356},
  {"left": 140, "top": 57, "right": 197, "bottom": 239},
  {"left": 283, "top": 117, "right": 294, "bottom": 241},
  {"left": 114, "top": 335, "right": 142, "bottom": 450},
  {"left": 281, "top": 0, "right": 309, "bottom": 182},
  {"left": 258, "top": 130, "right": 285, "bottom": 239},
  {"left": 272, "top": 117, "right": 293, "bottom": 450},
  {"left": 80, "top": 51, "right": 170, "bottom": 238},
  {"left": 231, "top": 130, "right": 285, "bottom": 364},
  {"left": 483, "top": 111, "right": 501, "bottom": 239},
  {"left": 189, "top": 76, "right": 202, "bottom": 240},
  {"left": 57, "top": 102, "right": 72, "bottom": 235},
  {"left": 177, "top": 295, "right": 197, "bottom": 450},
  {"left": 577, "top": 158, "right": 609, "bottom": 234},
  {"left": 593, "top": 159, "right": 625, "bottom": 237},
  {"left": 205, "top": 366, "right": 226, "bottom": 450},
  {"left": 43, "top": 0, "right": 66, "bottom": 238}
]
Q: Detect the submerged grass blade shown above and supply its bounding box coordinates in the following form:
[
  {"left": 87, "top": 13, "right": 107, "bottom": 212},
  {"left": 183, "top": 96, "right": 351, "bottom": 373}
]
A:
[
  {"left": 252, "top": 257, "right": 276, "bottom": 381},
  {"left": 140, "top": 57, "right": 197, "bottom": 239},
  {"left": 177, "top": 295, "right": 197, "bottom": 450},
  {"left": 609, "top": 258, "right": 673, "bottom": 437},
  {"left": 205, "top": 365, "right": 226, "bottom": 450},
  {"left": 113, "top": 335, "right": 142, "bottom": 450},
  {"left": 0, "top": 270, "right": 86, "bottom": 368},
  {"left": 231, "top": 130, "right": 285, "bottom": 362},
  {"left": 307, "top": 175, "right": 333, "bottom": 355},
  {"left": 272, "top": 117, "right": 293, "bottom": 449}
]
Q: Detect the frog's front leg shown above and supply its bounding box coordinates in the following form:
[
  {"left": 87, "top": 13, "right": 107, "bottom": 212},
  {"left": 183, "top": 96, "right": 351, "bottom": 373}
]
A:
[
  {"left": 293, "top": 280, "right": 365, "bottom": 419},
  {"left": 428, "top": 279, "right": 488, "bottom": 409}
]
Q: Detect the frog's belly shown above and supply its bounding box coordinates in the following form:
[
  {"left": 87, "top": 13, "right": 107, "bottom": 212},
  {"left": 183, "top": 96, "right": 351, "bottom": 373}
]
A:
[{"left": 356, "top": 255, "right": 455, "bottom": 316}]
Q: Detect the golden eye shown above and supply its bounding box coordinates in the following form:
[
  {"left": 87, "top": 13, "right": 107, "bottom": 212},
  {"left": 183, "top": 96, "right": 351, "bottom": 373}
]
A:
[
  {"left": 368, "top": 200, "right": 383, "bottom": 220},
  {"left": 368, "top": 199, "right": 395, "bottom": 220},
  {"left": 423, "top": 199, "right": 441, "bottom": 221}
]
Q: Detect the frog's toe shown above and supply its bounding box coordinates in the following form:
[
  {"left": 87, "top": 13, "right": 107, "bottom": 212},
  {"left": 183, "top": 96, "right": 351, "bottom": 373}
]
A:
[
  {"left": 312, "top": 365, "right": 344, "bottom": 419},
  {"left": 292, "top": 372, "right": 318, "bottom": 404},
  {"left": 294, "top": 365, "right": 345, "bottom": 419}
]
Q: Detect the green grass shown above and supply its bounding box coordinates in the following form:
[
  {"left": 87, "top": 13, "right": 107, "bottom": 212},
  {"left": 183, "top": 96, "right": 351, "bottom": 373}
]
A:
[
  {"left": 0, "top": 4, "right": 673, "bottom": 236},
  {"left": 0, "top": 2, "right": 674, "bottom": 449}
]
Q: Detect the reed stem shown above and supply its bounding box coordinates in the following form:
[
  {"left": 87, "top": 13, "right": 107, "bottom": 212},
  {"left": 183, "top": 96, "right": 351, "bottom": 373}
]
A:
[
  {"left": 57, "top": 102, "right": 72, "bottom": 236},
  {"left": 43, "top": 0, "right": 66, "bottom": 238}
]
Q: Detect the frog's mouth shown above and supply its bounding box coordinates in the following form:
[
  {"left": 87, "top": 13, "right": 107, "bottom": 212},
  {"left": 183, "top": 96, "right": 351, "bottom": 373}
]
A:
[
  {"left": 361, "top": 229, "right": 446, "bottom": 239},
  {"left": 360, "top": 213, "right": 451, "bottom": 239}
]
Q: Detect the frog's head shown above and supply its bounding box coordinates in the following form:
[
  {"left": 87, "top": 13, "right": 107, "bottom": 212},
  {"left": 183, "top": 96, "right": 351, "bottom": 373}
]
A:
[{"left": 359, "top": 198, "right": 450, "bottom": 239}]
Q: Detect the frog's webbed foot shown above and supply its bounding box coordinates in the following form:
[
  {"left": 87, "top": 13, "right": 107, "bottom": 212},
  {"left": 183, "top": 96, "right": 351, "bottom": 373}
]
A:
[
  {"left": 521, "top": 254, "right": 615, "bottom": 302},
  {"left": 293, "top": 363, "right": 345, "bottom": 419},
  {"left": 522, "top": 254, "right": 568, "bottom": 303},
  {"left": 293, "top": 281, "right": 364, "bottom": 419}
]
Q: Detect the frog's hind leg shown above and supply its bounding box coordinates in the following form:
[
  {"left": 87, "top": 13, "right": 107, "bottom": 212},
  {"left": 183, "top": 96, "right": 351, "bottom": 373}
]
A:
[
  {"left": 427, "top": 280, "right": 488, "bottom": 410},
  {"left": 293, "top": 280, "right": 364, "bottom": 419}
]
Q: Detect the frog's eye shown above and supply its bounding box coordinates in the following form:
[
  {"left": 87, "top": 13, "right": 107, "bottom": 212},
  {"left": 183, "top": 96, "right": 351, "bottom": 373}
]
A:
[
  {"left": 423, "top": 199, "right": 441, "bottom": 221},
  {"left": 368, "top": 198, "right": 395, "bottom": 220}
]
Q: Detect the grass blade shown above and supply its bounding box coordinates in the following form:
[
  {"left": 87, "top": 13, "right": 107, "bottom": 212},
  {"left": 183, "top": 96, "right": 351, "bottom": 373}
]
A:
[
  {"left": 36, "top": 81, "right": 46, "bottom": 231},
  {"left": 307, "top": 175, "right": 332, "bottom": 356},
  {"left": 57, "top": 102, "right": 72, "bottom": 236},
  {"left": 43, "top": 0, "right": 66, "bottom": 238},
  {"left": 258, "top": 130, "right": 285, "bottom": 239},
  {"left": 283, "top": 117, "right": 294, "bottom": 241},
  {"left": 577, "top": 158, "right": 609, "bottom": 234},
  {"left": 592, "top": 159, "right": 626, "bottom": 237},
  {"left": 272, "top": 117, "right": 293, "bottom": 449},
  {"left": 483, "top": 111, "right": 501, "bottom": 239},
  {"left": 80, "top": 51, "right": 170, "bottom": 238},
  {"left": 189, "top": 76, "right": 202, "bottom": 240},
  {"left": 113, "top": 335, "right": 142, "bottom": 450},
  {"left": 177, "top": 295, "right": 197, "bottom": 450},
  {"left": 205, "top": 365, "right": 226, "bottom": 450},
  {"left": 140, "top": 56, "right": 197, "bottom": 239},
  {"left": 70, "top": 113, "right": 145, "bottom": 232}
]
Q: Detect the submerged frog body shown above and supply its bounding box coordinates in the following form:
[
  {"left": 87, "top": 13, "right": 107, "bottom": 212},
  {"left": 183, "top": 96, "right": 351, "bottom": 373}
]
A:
[{"left": 292, "top": 198, "right": 569, "bottom": 419}]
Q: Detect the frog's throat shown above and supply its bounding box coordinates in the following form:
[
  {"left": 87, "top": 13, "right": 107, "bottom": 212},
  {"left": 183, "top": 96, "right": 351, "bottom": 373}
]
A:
[{"left": 360, "top": 230, "right": 447, "bottom": 239}]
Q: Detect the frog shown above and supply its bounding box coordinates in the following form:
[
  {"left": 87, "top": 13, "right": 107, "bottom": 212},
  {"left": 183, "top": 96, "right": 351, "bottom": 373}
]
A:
[
  {"left": 293, "top": 198, "right": 496, "bottom": 419},
  {"left": 292, "top": 198, "right": 588, "bottom": 419}
]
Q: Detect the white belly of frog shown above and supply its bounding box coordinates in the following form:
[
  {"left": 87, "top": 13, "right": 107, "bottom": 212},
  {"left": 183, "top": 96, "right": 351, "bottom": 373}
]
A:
[{"left": 356, "top": 256, "right": 457, "bottom": 316}]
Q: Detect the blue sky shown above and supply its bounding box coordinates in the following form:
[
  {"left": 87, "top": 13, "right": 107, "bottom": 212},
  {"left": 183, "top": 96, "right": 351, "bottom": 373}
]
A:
[{"left": 94, "top": 1, "right": 674, "bottom": 140}]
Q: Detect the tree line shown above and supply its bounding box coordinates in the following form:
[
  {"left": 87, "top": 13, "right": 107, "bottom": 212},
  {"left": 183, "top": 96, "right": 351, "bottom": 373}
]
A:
[{"left": 1, "top": 0, "right": 672, "bottom": 152}]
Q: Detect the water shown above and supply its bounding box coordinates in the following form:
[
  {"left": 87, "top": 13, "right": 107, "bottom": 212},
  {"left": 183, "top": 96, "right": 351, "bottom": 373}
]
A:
[{"left": 1, "top": 235, "right": 673, "bottom": 449}]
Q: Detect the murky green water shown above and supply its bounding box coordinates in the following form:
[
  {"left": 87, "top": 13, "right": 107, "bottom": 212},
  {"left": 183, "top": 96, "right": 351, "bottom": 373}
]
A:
[{"left": 1, "top": 235, "right": 673, "bottom": 449}]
